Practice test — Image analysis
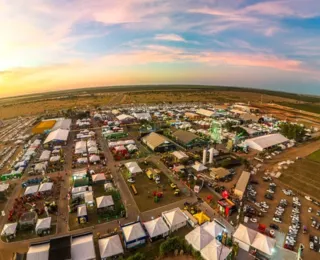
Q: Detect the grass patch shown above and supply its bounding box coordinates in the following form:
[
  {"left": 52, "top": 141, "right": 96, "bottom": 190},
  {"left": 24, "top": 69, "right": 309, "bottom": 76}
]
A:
[
  {"left": 279, "top": 102, "right": 320, "bottom": 114},
  {"left": 307, "top": 149, "right": 320, "bottom": 163},
  {"left": 121, "top": 162, "right": 185, "bottom": 212}
]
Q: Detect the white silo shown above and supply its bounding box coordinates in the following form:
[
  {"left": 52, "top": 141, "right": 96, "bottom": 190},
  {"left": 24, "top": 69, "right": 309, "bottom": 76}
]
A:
[
  {"left": 209, "top": 148, "right": 214, "bottom": 164},
  {"left": 203, "top": 149, "right": 207, "bottom": 165}
]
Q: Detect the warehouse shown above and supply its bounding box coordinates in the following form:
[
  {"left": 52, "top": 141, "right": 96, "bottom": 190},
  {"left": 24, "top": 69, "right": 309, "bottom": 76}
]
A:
[
  {"left": 244, "top": 133, "right": 289, "bottom": 151},
  {"left": 196, "top": 108, "right": 214, "bottom": 117},
  {"left": 52, "top": 118, "right": 72, "bottom": 131},
  {"left": 234, "top": 171, "right": 250, "bottom": 200},
  {"left": 44, "top": 129, "right": 70, "bottom": 145},
  {"left": 142, "top": 132, "right": 175, "bottom": 152},
  {"left": 172, "top": 130, "right": 203, "bottom": 148}
]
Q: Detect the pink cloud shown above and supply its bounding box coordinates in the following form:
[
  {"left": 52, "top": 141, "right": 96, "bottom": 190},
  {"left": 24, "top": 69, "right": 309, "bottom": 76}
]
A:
[{"left": 154, "top": 34, "right": 187, "bottom": 42}]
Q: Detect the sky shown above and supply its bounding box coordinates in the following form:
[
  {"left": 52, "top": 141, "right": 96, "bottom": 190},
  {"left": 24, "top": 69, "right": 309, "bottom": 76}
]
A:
[{"left": 1, "top": 0, "right": 320, "bottom": 98}]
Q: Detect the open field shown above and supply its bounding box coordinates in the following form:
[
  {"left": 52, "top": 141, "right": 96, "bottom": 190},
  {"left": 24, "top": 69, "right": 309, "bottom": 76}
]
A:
[
  {"left": 121, "top": 165, "right": 185, "bottom": 212},
  {"left": 307, "top": 149, "right": 320, "bottom": 163},
  {"left": 280, "top": 159, "right": 320, "bottom": 199}
]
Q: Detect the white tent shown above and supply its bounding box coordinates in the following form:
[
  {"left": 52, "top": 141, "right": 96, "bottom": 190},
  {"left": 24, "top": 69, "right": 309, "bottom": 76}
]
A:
[
  {"left": 87, "top": 140, "right": 97, "bottom": 148},
  {"left": 99, "top": 235, "right": 124, "bottom": 259},
  {"left": 72, "top": 169, "right": 87, "bottom": 179},
  {"left": 75, "top": 141, "right": 87, "bottom": 154},
  {"left": 50, "top": 155, "right": 61, "bottom": 162},
  {"left": 202, "top": 221, "right": 225, "bottom": 238},
  {"left": 185, "top": 226, "right": 214, "bottom": 251},
  {"left": 192, "top": 162, "right": 208, "bottom": 172},
  {"left": 34, "top": 162, "right": 47, "bottom": 173},
  {"left": 92, "top": 173, "right": 106, "bottom": 183},
  {"left": 35, "top": 217, "right": 52, "bottom": 233},
  {"left": 24, "top": 185, "right": 39, "bottom": 196},
  {"left": 244, "top": 133, "right": 288, "bottom": 151},
  {"left": 89, "top": 154, "right": 100, "bottom": 163},
  {"left": 125, "top": 162, "right": 142, "bottom": 174},
  {"left": 251, "top": 232, "right": 276, "bottom": 256},
  {"left": 39, "top": 150, "right": 51, "bottom": 162},
  {"left": 27, "top": 243, "right": 50, "bottom": 260},
  {"left": 232, "top": 224, "right": 257, "bottom": 251},
  {"left": 88, "top": 146, "right": 98, "bottom": 154},
  {"left": 84, "top": 191, "right": 94, "bottom": 204},
  {"left": 38, "top": 182, "right": 53, "bottom": 192},
  {"left": 44, "top": 129, "right": 69, "bottom": 144},
  {"left": 122, "top": 222, "right": 146, "bottom": 243},
  {"left": 77, "top": 157, "right": 88, "bottom": 164},
  {"left": 126, "top": 144, "right": 138, "bottom": 152},
  {"left": 132, "top": 112, "right": 152, "bottom": 121},
  {"left": 0, "top": 183, "right": 9, "bottom": 192},
  {"left": 144, "top": 217, "right": 170, "bottom": 239},
  {"left": 200, "top": 239, "right": 231, "bottom": 260},
  {"left": 1, "top": 222, "right": 17, "bottom": 236},
  {"left": 162, "top": 208, "right": 187, "bottom": 231},
  {"left": 77, "top": 204, "right": 87, "bottom": 217},
  {"left": 172, "top": 151, "right": 189, "bottom": 160},
  {"left": 96, "top": 195, "right": 114, "bottom": 209},
  {"left": 71, "top": 234, "right": 96, "bottom": 260}
]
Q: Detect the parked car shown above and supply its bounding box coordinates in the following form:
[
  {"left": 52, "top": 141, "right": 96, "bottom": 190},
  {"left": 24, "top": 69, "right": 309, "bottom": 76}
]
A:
[{"left": 270, "top": 224, "right": 279, "bottom": 230}]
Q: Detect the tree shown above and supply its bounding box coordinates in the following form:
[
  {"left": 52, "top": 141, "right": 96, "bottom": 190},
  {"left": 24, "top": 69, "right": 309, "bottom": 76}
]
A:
[
  {"left": 126, "top": 252, "right": 146, "bottom": 260},
  {"left": 279, "top": 122, "right": 306, "bottom": 142}
]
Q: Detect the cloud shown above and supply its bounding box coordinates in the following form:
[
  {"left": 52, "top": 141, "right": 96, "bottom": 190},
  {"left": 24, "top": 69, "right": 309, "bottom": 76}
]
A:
[{"left": 154, "top": 34, "right": 187, "bottom": 42}]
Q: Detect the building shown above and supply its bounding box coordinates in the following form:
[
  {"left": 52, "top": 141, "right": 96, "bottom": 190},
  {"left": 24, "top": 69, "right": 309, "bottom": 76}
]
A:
[
  {"left": 1, "top": 222, "right": 17, "bottom": 240},
  {"left": 35, "top": 217, "right": 52, "bottom": 235},
  {"left": 172, "top": 130, "right": 203, "bottom": 148},
  {"left": 96, "top": 195, "right": 115, "bottom": 211},
  {"left": 234, "top": 171, "right": 251, "bottom": 200},
  {"left": 162, "top": 208, "right": 187, "bottom": 232},
  {"left": 142, "top": 132, "right": 175, "bottom": 152},
  {"left": 144, "top": 217, "right": 170, "bottom": 241},
  {"left": 172, "top": 151, "right": 189, "bottom": 161},
  {"left": 121, "top": 221, "right": 147, "bottom": 249},
  {"left": 196, "top": 108, "right": 215, "bottom": 117},
  {"left": 44, "top": 129, "right": 69, "bottom": 145},
  {"left": 244, "top": 133, "right": 289, "bottom": 151},
  {"left": 77, "top": 204, "right": 88, "bottom": 224},
  {"left": 185, "top": 112, "right": 200, "bottom": 120},
  {"left": 98, "top": 234, "right": 124, "bottom": 260},
  {"left": 132, "top": 112, "right": 152, "bottom": 121},
  {"left": 52, "top": 118, "right": 72, "bottom": 131},
  {"left": 210, "top": 167, "right": 231, "bottom": 181},
  {"left": 27, "top": 242, "right": 50, "bottom": 260},
  {"left": 239, "top": 113, "right": 264, "bottom": 123},
  {"left": 71, "top": 233, "right": 96, "bottom": 260}
]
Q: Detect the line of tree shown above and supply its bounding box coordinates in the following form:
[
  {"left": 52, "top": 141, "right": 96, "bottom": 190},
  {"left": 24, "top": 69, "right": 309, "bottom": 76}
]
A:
[{"left": 278, "top": 122, "right": 306, "bottom": 142}]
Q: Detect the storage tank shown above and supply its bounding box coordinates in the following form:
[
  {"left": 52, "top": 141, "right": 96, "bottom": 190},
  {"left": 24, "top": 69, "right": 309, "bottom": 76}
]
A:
[
  {"left": 203, "top": 149, "right": 207, "bottom": 165},
  {"left": 209, "top": 148, "right": 214, "bottom": 164}
]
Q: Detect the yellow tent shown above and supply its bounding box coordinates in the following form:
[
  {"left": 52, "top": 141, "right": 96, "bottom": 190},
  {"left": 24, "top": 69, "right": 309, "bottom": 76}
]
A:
[{"left": 193, "top": 212, "right": 210, "bottom": 225}]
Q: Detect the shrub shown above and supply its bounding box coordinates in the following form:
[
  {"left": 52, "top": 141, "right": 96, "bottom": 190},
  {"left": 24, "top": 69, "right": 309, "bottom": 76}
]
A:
[{"left": 126, "top": 252, "right": 146, "bottom": 260}]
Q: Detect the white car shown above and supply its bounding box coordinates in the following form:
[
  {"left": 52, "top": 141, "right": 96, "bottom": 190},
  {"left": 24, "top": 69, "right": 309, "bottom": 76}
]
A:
[
  {"left": 250, "top": 218, "right": 258, "bottom": 223},
  {"left": 308, "top": 207, "right": 312, "bottom": 213},
  {"left": 127, "top": 178, "right": 135, "bottom": 183},
  {"left": 267, "top": 189, "right": 275, "bottom": 194},
  {"left": 305, "top": 196, "right": 312, "bottom": 201}
]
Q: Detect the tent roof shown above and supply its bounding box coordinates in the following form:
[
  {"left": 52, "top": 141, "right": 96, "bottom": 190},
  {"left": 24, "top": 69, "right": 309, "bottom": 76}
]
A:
[
  {"left": 24, "top": 185, "right": 39, "bottom": 195},
  {"left": 200, "top": 239, "right": 231, "bottom": 260},
  {"left": 96, "top": 195, "right": 114, "bottom": 208},
  {"left": 144, "top": 217, "right": 169, "bottom": 238},
  {"left": 251, "top": 232, "right": 276, "bottom": 256},
  {"left": 27, "top": 243, "right": 50, "bottom": 260},
  {"left": 193, "top": 212, "right": 210, "bottom": 225},
  {"left": 185, "top": 226, "right": 214, "bottom": 251},
  {"left": 122, "top": 222, "right": 146, "bottom": 242},
  {"left": 142, "top": 132, "right": 171, "bottom": 149},
  {"left": 77, "top": 204, "right": 87, "bottom": 217},
  {"left": 39, "top": 150, "right": 51, "bottom": 161},
  {"left": 202, "top": 221, "right": 224, "bottom": 238},
  {"left": 172, "top": 130, "right": 198, "bottom": 144},
  {"left": 44, "top": 129, "right": 69, "bottom": 144},
  {"left": 92, "top": 173, "right": 106, "bottom": 182},
  {"left": 125, "top": 162, "right": 142, "bottom": 174},
  {"left": 36, "top": 217, "right": 52, "bottom": 232},
  {"left": 172, "top": 151, "right": 189, "bottom": 160},
  {"left": 192, "top": 163, "right": 207, "bottom": 172},
  {"left": 98, "top": 235, "right": 124, "bottom": 258},
  {"left": 233, "top": 224, "right": 257, "bottom": 245},
  {"left": 244, "top": 133, "right": 288, "bottom": 150},
  {"left": 38, "top": 182, "right": 53, "bottom": 192},
  {"left": 1, "top": 222, "right": 17, "bottom": 236},
  {"left": 162, "top": 208, "right": 187, "bottom": 228},
  {"left": 235, "top": 171, "right": 251, "bottom": 195},
  {"left": 71, "top": 234, "right": 96, "bottom": 260}
]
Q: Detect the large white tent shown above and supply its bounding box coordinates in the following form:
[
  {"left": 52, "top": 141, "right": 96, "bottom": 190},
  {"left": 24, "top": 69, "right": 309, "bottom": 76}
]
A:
[
  {"left": 162, "top": 208, "right": 187, "bottom": 232},
  {"left": 1, "top": 222, "right": 17, "bottom": 236},
  {"left": 251, "top": 232, "right": 276, "bottom": 256},
  {"left": 24, "top": 185, "right": 39, "bottom": 196},
  {"left": 122, "top": 222, "right": 146, "bottom": 243},
  {"left": 185, "top": 226, "right": 214, "bottom": 251},
  {"left": 172, "top": 151, "right": 189, "bottom": 160},
  {"left": 71, "top": 234, "right": 96, "bottom": 260},
  {"left": 44, "top": 129, "right": 69, "bottom": 144},
  {"left": 144, "top": 217, "right": 169, "bottom": 239},
  {"left": 244, "top": 133, "right": 288, "bottom": 151},
  {"left": 202, "top": 221, "right": 225, "bottom": 238},
  {"left": 125, "top": 162, "right": 142, "bottom": 174},
  {"left": 35, "top": 217, "right": 52, "bottom": 233},
  {"left": 38, "top": 182, "right": 53, "bottom": 192},
  {"left": 192, "top": 162, "right": 208, "bottom": 172},
  {"left": 232, "top": 224, "right": 257, "bottom": 251},
  {"left": 98, "top": 235, "right": 124, "bottom": 259},
  {"left": 96, "top": 195, "right": 114, "bottom": 209},
  {"left": 92, "top": 173, "right": 106, "bottom": 183},
  {"left": 200, "top": 239, "right": 231, "bottom": 260},
  {"left": 75, "top": 141, "right": 87, "bottom": 154},
  {"left": 39, "top": 150, "right": 51, "bottom": 162},
  {"left": 26, "top": 243, "right": 50, "bottom": 260}
]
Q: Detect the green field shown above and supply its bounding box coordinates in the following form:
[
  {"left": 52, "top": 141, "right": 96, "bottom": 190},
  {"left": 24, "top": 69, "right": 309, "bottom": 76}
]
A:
[
  {"left": 280, "top": 159, "right": 320, "bottom": 199},
  {"left": 279, "top": 102, "right": 320, "bottom": 114},
  {"left": 307, "top": 149, "right": 320, "bottom": 163}
]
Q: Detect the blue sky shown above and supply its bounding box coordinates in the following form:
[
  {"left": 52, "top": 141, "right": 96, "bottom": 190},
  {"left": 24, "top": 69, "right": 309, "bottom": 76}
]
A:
[{"left": 0, "top": 0, "right": 320, "bottom": 97}]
